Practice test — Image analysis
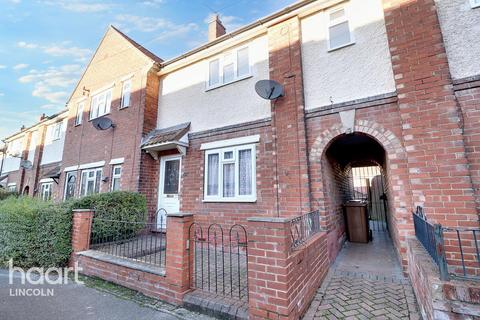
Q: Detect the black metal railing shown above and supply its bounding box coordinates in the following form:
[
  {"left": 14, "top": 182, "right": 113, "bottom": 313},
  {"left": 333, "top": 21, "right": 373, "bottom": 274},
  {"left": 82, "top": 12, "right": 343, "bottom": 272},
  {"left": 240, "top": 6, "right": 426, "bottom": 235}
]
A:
[
  {"left": 413, "top": 206, "right": 480, "bottom": 281},
  {"left": 90, "top": 215, "right": 166, "bottom": 268},
  {"left": 290, "top": 210, "right": 321, "bottom": 250},
  {"left": 188, "top": 223, "right": 249, "bottom": 301},
  {"left": 442, "top": 227, "right": 480, "bottom": 280}
]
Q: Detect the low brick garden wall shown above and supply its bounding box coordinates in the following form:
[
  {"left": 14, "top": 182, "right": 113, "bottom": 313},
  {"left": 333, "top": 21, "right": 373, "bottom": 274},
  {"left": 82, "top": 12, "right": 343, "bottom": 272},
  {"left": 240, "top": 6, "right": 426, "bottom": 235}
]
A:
[{"left": 407, "top": 238, "right": 480, "bottom": 319}]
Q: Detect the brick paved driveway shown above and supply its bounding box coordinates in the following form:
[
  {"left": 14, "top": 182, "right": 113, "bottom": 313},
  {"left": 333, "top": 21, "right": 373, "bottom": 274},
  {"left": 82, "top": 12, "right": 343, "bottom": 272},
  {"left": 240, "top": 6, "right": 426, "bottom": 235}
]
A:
[{"left": 303, "top": 232, "right": 421, "bottom": 320}]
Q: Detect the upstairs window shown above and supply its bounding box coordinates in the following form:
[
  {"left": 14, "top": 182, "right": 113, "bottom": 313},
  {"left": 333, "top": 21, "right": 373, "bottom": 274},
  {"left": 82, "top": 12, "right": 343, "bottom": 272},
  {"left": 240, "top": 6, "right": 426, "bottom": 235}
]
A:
[
  {"left": 471, "top": 0, "right": 480, "bottom": 8},
  {"left": 90, "top": 89, "right": 112, "bottom": 120},
  {"left": 207, "top": 46, "right": 250, "bottom": 89},
  {"left": 204, "top": 144, "right": 256, "bottom": 202},
  {"left": 121, "top": 80, "right": 131, "bottom": 109},
  {"left": 75, "top": 102, "right": 84, "bottom": 125},
  {"left": 327, "top": 5, "right": 354, "bottom": 51},
  {"left": 52, "top": 122, "right": 62, "bottom": 141}
]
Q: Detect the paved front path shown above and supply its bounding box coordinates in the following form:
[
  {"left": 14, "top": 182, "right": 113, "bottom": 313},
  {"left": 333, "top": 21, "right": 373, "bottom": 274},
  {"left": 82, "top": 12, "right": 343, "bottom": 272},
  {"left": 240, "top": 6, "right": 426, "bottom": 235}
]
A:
[
  {"left": 0, "top": 269, "right": 214, "bottom": 320},
  {"left": 303, "top": 232, "right": 421, "bottom": 320}
]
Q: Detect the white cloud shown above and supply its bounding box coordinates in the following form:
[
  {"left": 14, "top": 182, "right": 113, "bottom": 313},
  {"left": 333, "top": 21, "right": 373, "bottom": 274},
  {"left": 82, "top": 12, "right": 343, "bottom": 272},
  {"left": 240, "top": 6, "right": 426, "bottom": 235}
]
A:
[
  {"left": 42, "top": 1, "right": 112, "bottom": 13},
  {"left": 0, "top": 65, "right": 6, "bottom": 69},
  {"left": 18, "top": 64, "right": 82, "bottom": 104},
  {"left": 0, "top": 93, "right": 4, "bottom": 97},
  {"left": 17, "top": 41, "right": 92, "bottom": 62},
  {"left": 141, "top": 0, "right": 163, "bottom": 6},
  {"left": 17, "top": 41, "right": 38, "bottom": 49},
  {"left": 114, "top": 14, "right": 199, "bottom": 43},
  {"left": 204, "top": 14, "right": 243, "bottom": 32},
  {"left": 8, "top": 0, "right": 21, "bottom": 3},
  {"left": 13, "top": 63, "right": 28, "bottom": 70}
]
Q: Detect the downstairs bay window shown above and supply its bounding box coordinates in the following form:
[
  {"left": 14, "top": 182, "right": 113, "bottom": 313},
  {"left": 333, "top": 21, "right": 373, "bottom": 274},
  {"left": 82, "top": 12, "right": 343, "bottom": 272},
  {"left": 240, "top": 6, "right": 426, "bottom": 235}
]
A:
[{"left": 204, "top": 144, "right": 256, "bottom": 202}]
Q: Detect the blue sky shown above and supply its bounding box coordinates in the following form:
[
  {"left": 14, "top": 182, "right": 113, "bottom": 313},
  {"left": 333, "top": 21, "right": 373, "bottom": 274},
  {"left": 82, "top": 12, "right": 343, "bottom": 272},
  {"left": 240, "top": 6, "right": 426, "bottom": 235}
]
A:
[{"left": 0, "top": 0, "right": 294, "bottom": 138}]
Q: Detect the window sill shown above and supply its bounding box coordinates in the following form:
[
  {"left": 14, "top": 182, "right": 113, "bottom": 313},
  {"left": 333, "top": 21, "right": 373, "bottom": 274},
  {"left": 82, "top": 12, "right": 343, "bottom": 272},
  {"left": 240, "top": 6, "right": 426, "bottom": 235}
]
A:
[
  {"left": 119, "top": 105, "right": 129, "bottom": 110},
  {"left": 203, "top": 198, "right": 257, "bottom": 203},
  {"left": 328, "top": 41, "right": 355, "bottom": 53},
  {"left": 205, "top": 74, "right": 252, "bottom": 92},
  {"left": 88, "top": 113, "right": 111, "bottom": 122}
]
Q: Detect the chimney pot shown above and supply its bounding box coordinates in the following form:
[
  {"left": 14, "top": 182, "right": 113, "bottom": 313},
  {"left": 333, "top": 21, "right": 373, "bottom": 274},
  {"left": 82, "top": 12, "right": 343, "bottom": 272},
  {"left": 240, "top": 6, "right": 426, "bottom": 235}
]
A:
[{"left": 208, "top": 14, "right": 226, "bottom": 42}]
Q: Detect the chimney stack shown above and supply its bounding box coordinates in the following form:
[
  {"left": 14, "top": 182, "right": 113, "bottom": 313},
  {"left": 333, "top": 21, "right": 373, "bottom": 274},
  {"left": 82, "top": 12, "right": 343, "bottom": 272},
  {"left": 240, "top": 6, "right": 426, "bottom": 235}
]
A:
[
  {"left": 39, "top": 113, "right": 46, "bottom": 121},
  {"left": 208, "top": 14, "right": 226, "bottom": 42}
]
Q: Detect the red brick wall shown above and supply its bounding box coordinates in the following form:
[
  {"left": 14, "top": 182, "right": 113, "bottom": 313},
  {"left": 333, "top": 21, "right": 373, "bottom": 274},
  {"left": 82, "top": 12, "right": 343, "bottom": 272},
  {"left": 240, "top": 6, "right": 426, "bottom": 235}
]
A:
[
  {"left": 58, "top": 28, "right": 159, "bottom": 200},
  {"left": 268, "top": 16, "right": 311, "bottom": 218},
  {"left": 307, "top": 101, "right": 412, "bottom": 266},
  {"left": 180, "top": 123, "right": 276, "bottom": 228},
  {"left": 382, "top": 0, "right": 478, "bottom": 228},
  {"left": 407, "top": 238, "right": 480, "bottom": 319},
  {"left": 455, "top": 82, "right": 480, "bottom": 217},
  {"left": 247, "top": 218, "right": 329, "bottom": 319}
]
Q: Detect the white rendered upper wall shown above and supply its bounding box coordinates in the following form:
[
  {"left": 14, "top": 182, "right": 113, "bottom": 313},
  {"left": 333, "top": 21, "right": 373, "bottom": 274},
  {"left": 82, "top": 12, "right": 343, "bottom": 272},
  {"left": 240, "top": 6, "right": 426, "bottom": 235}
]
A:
[
  {"left": 41, "top": 118, "right": 67, "bottom": 165},
  {"left": 301, "top": 0, "right": 396, "bottom": 109},
  {"left": 157, "top": 35, "right": 271, "bottom": 133},
  {"left": 435, "top": 0, "right": 480, "bottom": 80}
]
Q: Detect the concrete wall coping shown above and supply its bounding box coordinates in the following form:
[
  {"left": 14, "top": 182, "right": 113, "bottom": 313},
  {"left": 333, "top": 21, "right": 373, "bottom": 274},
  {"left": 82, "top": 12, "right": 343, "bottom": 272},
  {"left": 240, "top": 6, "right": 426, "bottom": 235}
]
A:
[
  {"left": 78, "top": 250, "right": 166, "bottom": 277},
  {"left": 247, "top": 217, "right": 292, "bottom": 223},
  {"left": 72, "top": 209, "right": 95, "bottom": 213},
  {"left": 167, "top": 212, "right": 194, "bottom": 218}
]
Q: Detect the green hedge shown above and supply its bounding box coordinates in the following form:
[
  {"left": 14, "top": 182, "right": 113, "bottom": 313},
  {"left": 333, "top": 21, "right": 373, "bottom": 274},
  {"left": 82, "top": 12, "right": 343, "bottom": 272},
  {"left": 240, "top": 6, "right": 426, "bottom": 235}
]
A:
[
  {"left": 0, "top": 197, "right": 72, "bottom": 268},
  {"left": 0, "top": 189, "right": 18, "bottom": 201},
  {"left": 70, "top": 191, "right": 147, "bottom": 241}
]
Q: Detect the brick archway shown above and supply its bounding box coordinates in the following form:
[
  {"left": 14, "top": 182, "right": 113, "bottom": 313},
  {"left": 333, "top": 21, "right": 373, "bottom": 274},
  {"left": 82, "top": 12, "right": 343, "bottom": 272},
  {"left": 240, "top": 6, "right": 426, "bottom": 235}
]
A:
[
  {"left": 309, "top": 120, "right": 405, "bottom": 163},
  {"left": 309, "top": 119, "right": 413, "bottom": 267}
]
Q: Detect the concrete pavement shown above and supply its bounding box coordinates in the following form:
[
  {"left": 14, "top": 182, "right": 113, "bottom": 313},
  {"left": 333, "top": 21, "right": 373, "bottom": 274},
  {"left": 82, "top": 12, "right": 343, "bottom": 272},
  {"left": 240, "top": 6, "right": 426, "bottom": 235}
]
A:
[{"left": 0, "top": 269, "right": 213, "bottom": 320}]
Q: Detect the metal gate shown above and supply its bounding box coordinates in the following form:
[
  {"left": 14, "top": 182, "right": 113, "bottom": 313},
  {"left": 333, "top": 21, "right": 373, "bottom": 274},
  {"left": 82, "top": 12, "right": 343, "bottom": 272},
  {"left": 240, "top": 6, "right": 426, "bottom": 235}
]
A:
[
  {"left": 188, "top": 223, "right": 249, "bottom": 301},
  {"left": 349, "top": 165, "right": 389, "bottom": 232}
]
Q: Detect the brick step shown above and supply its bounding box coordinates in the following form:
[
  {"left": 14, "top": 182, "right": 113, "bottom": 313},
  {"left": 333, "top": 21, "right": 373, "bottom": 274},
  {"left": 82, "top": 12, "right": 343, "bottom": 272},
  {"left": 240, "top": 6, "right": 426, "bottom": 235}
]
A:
[{"left": 183, "top": 290, "right": 248, "bottom": 320}]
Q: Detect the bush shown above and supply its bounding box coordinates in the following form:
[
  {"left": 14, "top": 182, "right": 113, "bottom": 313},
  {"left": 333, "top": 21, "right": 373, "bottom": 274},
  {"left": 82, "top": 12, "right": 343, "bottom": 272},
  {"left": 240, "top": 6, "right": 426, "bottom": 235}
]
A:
[
  {"left": 0, "top": 189, "right": 18, "bottom": 201},
  {"left": 70, "top": 191, "right": 147, "bottom": 241},
  {"left": 0, "top": 197, "right": 72, "bottom": 268}
]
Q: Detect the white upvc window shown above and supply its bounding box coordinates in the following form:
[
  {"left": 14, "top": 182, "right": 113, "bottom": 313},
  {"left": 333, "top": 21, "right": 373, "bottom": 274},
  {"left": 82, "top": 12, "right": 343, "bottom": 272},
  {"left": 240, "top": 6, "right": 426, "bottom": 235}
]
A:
[
  {"left": 207, "top": 46, "right": 251, "bottom": 90},
  {"left": 327, "top": 5, "right": 354, "bottom": 51},
  {"left": 111, "top": 165, "right": 122, "bottom": 191},
  {"left": 89, "top": 89, "right": 112, "bottom": 120},
  {"left": 7, "top": 183, "right": 16, "bottom": 192},
  {"left": 40, "top": 182, "right": 53, "bottom": 201},
  {"left": 52, "top": 122, "right": 62, "bottom": 141},
  {"left": 120, "top": 80, "right": 131, "bottom": 109},
  {"left": 204, "top": 144, "right": 256, "bottom": 202},
  {"left": 471, "top": 0, "right": 480, "bottom": 8},
  {"left": 80, "top": 168, "right": 102, "bottom": 196},
  {"left": 64, "top": 171, "right": 77, "bottom": 200},
  {"left": 75, "top": 102, "right": 84, "bottom": 125}
]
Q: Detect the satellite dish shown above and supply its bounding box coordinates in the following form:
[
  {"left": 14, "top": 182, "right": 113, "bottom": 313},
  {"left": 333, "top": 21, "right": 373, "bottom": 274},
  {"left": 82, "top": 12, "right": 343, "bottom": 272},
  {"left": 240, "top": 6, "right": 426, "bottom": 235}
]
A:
[
  {"left": 20, "top": 160, "right": 33, "bottom": 170},
  {"left": 255, "top": 80, "right": 284, "bottom": 100},
  {"left": 92, "top": 117, "right": 115, "bottom": 130}
]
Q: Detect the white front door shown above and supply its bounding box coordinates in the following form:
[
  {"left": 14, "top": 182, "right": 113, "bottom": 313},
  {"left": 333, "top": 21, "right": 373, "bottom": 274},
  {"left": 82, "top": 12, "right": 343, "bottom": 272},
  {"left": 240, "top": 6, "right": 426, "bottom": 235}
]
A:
[{"left": 157, "top": 155, "right": 182, "bottom": 229}]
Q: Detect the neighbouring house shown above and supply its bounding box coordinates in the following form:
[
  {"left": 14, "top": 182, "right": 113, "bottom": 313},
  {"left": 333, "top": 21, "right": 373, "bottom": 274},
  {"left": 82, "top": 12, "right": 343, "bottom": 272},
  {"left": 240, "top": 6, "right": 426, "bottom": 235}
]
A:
[
  {"left": 56, "top": 26, "right": 162, "bottom": 203},
  {"left": 0, "top": 110, "right": 67, "bottom": 200},
  {"left": 5, "top": 0, "right": 480, "bottom": 319}
]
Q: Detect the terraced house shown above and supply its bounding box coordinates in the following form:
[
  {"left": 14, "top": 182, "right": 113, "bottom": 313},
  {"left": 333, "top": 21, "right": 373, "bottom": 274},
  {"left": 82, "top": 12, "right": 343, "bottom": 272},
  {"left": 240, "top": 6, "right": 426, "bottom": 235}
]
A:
[
  {"left": 4, "top": 0, "right": 480, "bottom": 319},
  {"left": 0, "top": 110, "right": 68, "bottom": 199}
]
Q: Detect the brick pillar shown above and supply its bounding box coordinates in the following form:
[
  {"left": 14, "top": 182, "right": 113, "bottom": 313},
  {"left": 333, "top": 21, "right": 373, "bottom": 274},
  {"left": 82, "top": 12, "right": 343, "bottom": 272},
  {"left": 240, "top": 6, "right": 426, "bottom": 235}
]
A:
[
  {"left": 70, "top": 209, "right": 94, "bottom": 267},
  {"left": 247, "top": 217, "right": 292, "bottom": 319},
  {"left": 165, "top": 213, "right": 194, "bottom": 300},
  {"left": 382, "top": 0, "right": 478, "bottom": 227},
  {"left": 268, "top": 16, "right": 311, "bottom": 218}
]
